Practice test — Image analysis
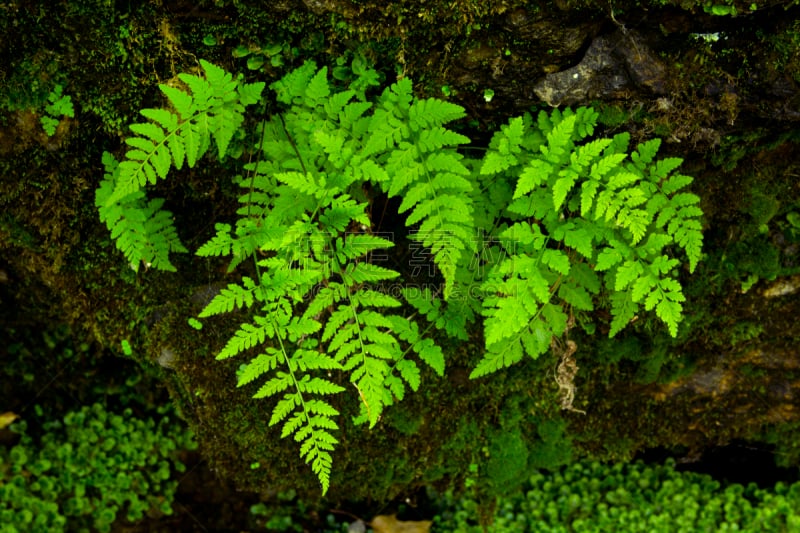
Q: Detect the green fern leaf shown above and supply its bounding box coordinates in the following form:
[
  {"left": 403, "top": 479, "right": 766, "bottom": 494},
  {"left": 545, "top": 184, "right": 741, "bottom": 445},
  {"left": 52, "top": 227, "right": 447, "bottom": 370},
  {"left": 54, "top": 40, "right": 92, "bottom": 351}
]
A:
[
  {"left": 515, "top": 160, "right": 552, "bottom": 199},
  {"left": 416, "top": 127, "right": 470, "bottom": 152},
  {"left": 650, "top": 157, "right": 684, "bottom": 181},
  {"left": 343, "top": 262, "right": 399, "bottom": 284},
  {"left": 409, "top": 97, "right": 466, "bottom": 128},
  {"left": 254, "top": 372, "right": 293, "bottom": 399},
  {"left": 306, "top": 67, "right": 332, "bottom": 102},
  {"left": 128, "top": 123, "right": 165, "bottom": 148},
  {"left": 540, "top": 114, "right": 576, "bottom": 164},
  {"left": 631, "top": 272, "right": 658, "bottom": 302},
  {"left": 614, "top": 260, "right": 644, "bottom": 291},
  {"left": 482, "top": 294, "right": 532, "bottom": 346},
  {"left": 100, "top": 61, "right": 263, "bottom": 273},
  {"left": 558, "top": 280, "right": 596, "bottom": 311},
  {"left": 271, "top": 60, "right": 317, "bottom": 105},
  {"left": 552, "top": 170, "right": 579, "bottom": 210},
  {"left": 542, "top": 249, "right": 570, "bottom": 275},
  {"left": 216, "top": 319, "right": 271, "bottom": 360},
  {"left": 481, "top": 116, "right": 525, "bottom": 175},
  {"left": 591, "top": 152, "right": 628, "bottom": 180},
  {"left": 320, "top": 197, "right": 370, "bottom": 233},
  {"left": 631, "top": 138, "right": 662, "bottom": 169},
  {"left": 140, "top": 108, "right": 178, "bottom": 131},
  {"left": 656, "top": 300, "right": 682, "bottom": 337},
  {"left": 661, "top": 173, "right": 694, "bottom": 195},
  {"left": 595, "top": 246, "right": 624, "bottom": 271},
  {"left": 237, "top": 350, "right": 280, "bottom": 387},
  {"left": 293, "top": 350, "right": 341, "bottom": 372},
  {"left": 552, "top": 221, "right": 595, "bottom": 259},
  {"left": 96, "top": 153, "right": 186, "bottom": 271},
  {"left": 298, "top": 376, "right": 346, "bottom": 396},
  {"left": 196, "top": 223, "right": 234, "bottom": 257},
  {"left": 386, "top": 315, "right": 445, "bottom": 376},
  {"left": 124, "top": 137, "right": 156, "bottom": 153},
  {"left": 470, "top": 336, "right": 527, "bottom": 379},
  {"left": 608, "top": 290, "right": 638, "bottom": 337},
  {"left": 395, "top": 360, "right": 421, "bottom": 391},
  {"left": 571, "top": 138, "right": 612, "bottom": 170},
  {"left": 199, "top": 277, "right": 256, "bottom": 318}
]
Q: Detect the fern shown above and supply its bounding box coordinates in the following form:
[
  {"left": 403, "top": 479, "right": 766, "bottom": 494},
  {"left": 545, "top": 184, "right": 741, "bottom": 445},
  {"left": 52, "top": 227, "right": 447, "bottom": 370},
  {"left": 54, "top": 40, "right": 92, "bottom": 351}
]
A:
[
  {"left": 96, "top": 60, "right": 265, "bottom": 270},
  {"left": 99, "top": 59, "right": 705, "bottom": 495},
  {"left": 191, "top": 62, "right": 444, "bottom": 493},
  {"left": 96, "top": 152, "right": 187, "bottom": 271},
  {"left": 110, "top": 60, "right": 264, "bottom": 201},
  {"left": 470, "top": 108, "right": 703, "bottom": 377},
  {"left": 363, "top": 78, "right": 476, "bottom": 299}
]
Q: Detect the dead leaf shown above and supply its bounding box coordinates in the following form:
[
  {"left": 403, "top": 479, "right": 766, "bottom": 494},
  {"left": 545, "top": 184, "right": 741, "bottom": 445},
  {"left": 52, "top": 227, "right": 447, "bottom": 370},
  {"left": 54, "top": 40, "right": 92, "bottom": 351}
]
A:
[
  {"left": 370, "top": 514, "right": 431, "bottom": 533},
  {"left": 0, "top": 412, "right": 19, "bottom": 430}
]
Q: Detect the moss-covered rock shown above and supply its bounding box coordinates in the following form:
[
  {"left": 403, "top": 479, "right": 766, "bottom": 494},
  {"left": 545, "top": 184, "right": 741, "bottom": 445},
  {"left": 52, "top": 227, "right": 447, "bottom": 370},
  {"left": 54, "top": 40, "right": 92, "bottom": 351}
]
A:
[{"left": 1, "top": 0, "right": 799, "bottom": 515}]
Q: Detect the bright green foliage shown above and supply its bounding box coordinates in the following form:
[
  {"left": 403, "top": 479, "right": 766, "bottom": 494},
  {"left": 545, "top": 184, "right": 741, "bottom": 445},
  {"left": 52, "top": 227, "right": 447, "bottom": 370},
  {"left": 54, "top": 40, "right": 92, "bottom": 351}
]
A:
[
  {"left": 95, "top": 152, "right": 188, "bottom": 271},
  {"left": 110, "top": 59, "right": 265, "bottom": 201},
  {"left": 434, "top": 459, "right": 800, "bottom": 532},
  {"left": 364, "top": 77, "right": 475, "bottom": 299},
  {"left": 40, "top": 84, "right": 74, "bottom": 136},
  {"left": 98, "top": 59, "right": 704, "bottom": 495},
  {"left": 0, "top": 404, "right": 196, "bottom": 533},
  {"left": 469, "top": 107, "right": 703, "bottom": 378},
  {"left": 95, "top": 59, "right": 264, "bottom": 270},
  {"left": 196, "top": 61, "right": 445, "bottom": 494}
]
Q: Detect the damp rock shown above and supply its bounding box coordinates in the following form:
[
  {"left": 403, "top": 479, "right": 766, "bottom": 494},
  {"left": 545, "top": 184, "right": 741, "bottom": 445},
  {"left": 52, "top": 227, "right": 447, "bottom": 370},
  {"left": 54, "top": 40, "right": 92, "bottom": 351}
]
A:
[
  {"left": 158, "top": 347, "right": 177, "bottom": 369},
  {"left": 534, "top": 29, "right": 668, "bottom": 106},
  {"left": 763, "top": 275, "right": 800, "bottom": 298},
  {"left": 301, "top": 0, "right": 350, "bottom": 15},
  {"left": 190, "top": 283, "right": 225, "bottom": 308},
  {"left": 348, "top": 519, "right": 366, "bottom": 533},
  {"left": 504, "top": 9, "right": 592, "bottom": 60}
]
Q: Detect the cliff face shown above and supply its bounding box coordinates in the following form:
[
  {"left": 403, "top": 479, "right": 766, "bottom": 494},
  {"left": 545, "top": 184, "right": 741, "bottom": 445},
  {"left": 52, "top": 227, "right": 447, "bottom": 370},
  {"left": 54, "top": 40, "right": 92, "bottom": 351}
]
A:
[{"left": 1, "top": 0, "right": 799, "bottom": 503}]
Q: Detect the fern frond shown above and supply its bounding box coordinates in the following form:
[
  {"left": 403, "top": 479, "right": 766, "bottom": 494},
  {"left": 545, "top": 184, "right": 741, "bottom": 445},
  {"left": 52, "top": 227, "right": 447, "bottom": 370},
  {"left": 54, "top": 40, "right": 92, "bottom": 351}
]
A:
[
  {"left": 96, "top": 152, "right": 187, "bottom": 271},
  {"left": 107, "top": 60, "right": 264, "bottom": 204},
  {"left": 481, "top": 115, "right": 527, "bottom": 175},
  {"left": 401, "top": 286, "right": 471, "bottom": 339},
  {"left": 270, "top": 388, "right": 342, "bottom": 496},
  {"left": 216, "top": 317, "right": 272, "bottom": 360},
  {"left": 271, "top": 60, "right": 318, "bottom": 105},
  {"left": 237, "top": 349, "right": 280, "bottom": 387},
  {"left": 630, "top": 138, "right": 662, "bottom": 169},
  {"left": 305, "top": 67, "right": 332, "bottom": 103},
  {"left": 539, "top": 114, "right": 577, "bottom": 164},
  {"left": 195, "top": 223, "right": 235, "bottom": 257},
  {"left": 367, "top": 91, "right": 476, "bottom": 299},
  {"left": 386, "top": 315, "right": 445, "bottom": 376},
  {"left": 408, "top": 97, "right": 466, "bottom": 128}
]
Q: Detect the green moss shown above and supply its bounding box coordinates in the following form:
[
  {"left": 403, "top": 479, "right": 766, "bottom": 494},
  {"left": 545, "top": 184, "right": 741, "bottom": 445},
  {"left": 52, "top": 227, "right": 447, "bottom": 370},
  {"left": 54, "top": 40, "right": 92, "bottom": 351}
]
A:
[
  {"left": 435, "top": 458, "right": 800, "bottom": 531},
  {"left": 726, "top": 238, "right": 781, "bottom": 282},
  {"left": 486, "top": 427, "right": 529, "bottom": 493},
  {"left": 746, "top": 191, "right": 781, "bottom": 229},
  {"left": 594, "top": 103, "right": 640, "bottom": 128},
  {"left": 0, "top": 403, "right": 195, "bottom": 532},
  {"left": 728, "top": 322, "right": 765, "bottom": 346},
  {"left": 388, "top": 409, "right": 424, "bottom": 436},
  {"left": 527, "top": 417, "right": 573, "bottom": 471},
  {"left": 762, "top": 19, "right": 800, "bottom": 83},
  {"left": 760, "top": 420, "right": 800, "bottom": 468}
]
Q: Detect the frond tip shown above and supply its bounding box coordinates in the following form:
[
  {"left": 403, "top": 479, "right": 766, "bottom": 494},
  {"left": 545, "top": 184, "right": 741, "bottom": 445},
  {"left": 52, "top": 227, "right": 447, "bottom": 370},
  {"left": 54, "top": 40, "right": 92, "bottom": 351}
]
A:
[{"left": 96, "top": 152, "right": 187, "bottom": 272}]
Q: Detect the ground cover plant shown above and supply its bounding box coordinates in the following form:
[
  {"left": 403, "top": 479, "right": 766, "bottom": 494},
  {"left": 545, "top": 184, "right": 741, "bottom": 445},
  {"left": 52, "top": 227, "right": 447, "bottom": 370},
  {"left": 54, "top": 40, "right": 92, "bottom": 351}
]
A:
[
  {"left": 0, "top": 403, "right": 196, "bottom": 532},
  {"left": 433, "top": 459, "right": 800, "bottom": 532}
]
